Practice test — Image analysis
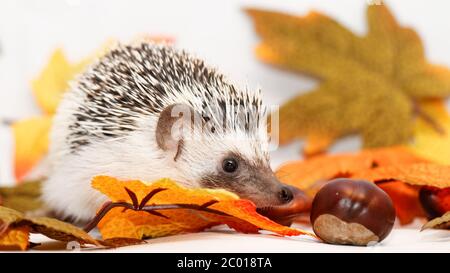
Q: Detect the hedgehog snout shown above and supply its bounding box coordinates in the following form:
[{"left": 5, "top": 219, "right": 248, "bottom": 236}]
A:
[{"left": 258, "top": 183, "right": 312, "bottom": 226}]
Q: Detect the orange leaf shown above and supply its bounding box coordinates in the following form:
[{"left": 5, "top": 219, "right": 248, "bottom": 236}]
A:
[
  {"left": 0, "top": 226, "right": 30, "bottom": 250},
  {"left": 275, "top": 147, "right": 437, "bottom": 225},
  {"left": 353, "top": 163, "right": 450, "bottom": 188},
  {"left": 276, "top": 146, "right": 427, "bottom": 193},
  {"left": 377, "top": 181, "right": 425, "bottom": 225},
  {"left": 12, "top": 116, "right": 52, "bottom": 181},
  {"left": 92, "top": 176, "right": 312, "bottom": 240}
]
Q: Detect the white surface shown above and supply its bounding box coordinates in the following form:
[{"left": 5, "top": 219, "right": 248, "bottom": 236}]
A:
[
  {"left": 1, "top": 0, "right": 450, "bottom": 252},
  {"left": 29, "top": 223, "right": 450, "bottom": 253}
]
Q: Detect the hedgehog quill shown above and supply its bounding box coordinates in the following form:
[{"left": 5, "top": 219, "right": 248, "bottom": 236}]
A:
[{"left": 40, "top": 42, "right": 310, "bottom": 223}]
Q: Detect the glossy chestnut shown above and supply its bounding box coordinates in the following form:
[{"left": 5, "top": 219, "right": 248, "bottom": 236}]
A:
[{"left": 310, "top": 179, "right": 396, "bottom": 246}]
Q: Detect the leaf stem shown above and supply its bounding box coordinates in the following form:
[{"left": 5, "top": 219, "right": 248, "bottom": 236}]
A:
[{"left": 83, "top": 199, "right": 229, "bottom": 233}]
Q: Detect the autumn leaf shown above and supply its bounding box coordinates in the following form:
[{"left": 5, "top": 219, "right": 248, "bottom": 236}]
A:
[
  {"left": 0, "top": 226, "right": 30, "bottom": 250},
  {"left": 275, "top": 147, "right": 447, "bottom": 224},
  {"left": 377, "top": 181, "right": 425, "bottom": 225},
  {"left": 13, "top": 36, "right": 173, "bottom": 183},
  {"left": 0, "top": 181, "right": 43, "bottom": 213},
  {"left": 409, "top": 100, "right": 450, "bottom": 165},
  {"left": 12, "top": 117, "right": 52, "bottom": 181},
  {"left": 9, "top": 40, "right": 116, "bottom": 182},
  {"left": 100, "top": 237, "right": 146, "bottom": 248},
  {"left": 352, "top": 163, "right": 450, "bottom": 188},
  {"left": 0, "top": 206, "right": 30, "bottom": 250},
  {"left": 91, "top": 176, "right": 312, "bottom": 240},
  {"left": 31, "top": 48, "right": 81, "bottom": 114},
  {"left": 247, "top": 4, "right": 450, "bottom": 155},
  {"left": 0, "top": 206, "right": 99, "bottom": 250},
  {"left": 276, "top": 146, "right": 427, "bottom": 193},
  {"left": 31, "top": 40, "right": 115, "bottom": 115},
  {"left": 30, "top": 36, "right": 172, "bottom": 115},
  {"left": 24, "top": 216, "right": 99, "bottom": 246},
  {"left": 0, "top": 206, "right": 24, "bottom": 229},
  {"left": 422, "top": 211, "right": 450, "bottom": 230}
]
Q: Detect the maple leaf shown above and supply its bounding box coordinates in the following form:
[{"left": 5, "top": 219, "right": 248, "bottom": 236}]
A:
[
  {"left": 275, "top": 147, "right": 449, "bottom": 224},
  {"left": 31, "top": 40, "right": 115, "bottom": 115},
  {"left": 409, "top": 100, "right": 450, "bottom": 165},
  {"left": 352, "top": 163, "right": 450, "bottom": 188},
  {"left": 12, "top": 46, "right": 107, "bottom": 182},
  {"left": 30, "top": 36, "right": 171, "bottom": 115},
  {"left": 275, "top": 146, "right": 427, "bottom": 193},
  {"left": 12, "top": 117, "right": 52, "bottom": 181},
  {"left": 91, "top": 176, "right": 313, "bottom": 240},
  {"left": 246, "top": 4, "right": 450, "bottom": 155}
]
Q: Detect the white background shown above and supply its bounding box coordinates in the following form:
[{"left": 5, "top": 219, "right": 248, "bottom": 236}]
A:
[{"left": 0, "top": 0, "right": 449, "bottom": 252}]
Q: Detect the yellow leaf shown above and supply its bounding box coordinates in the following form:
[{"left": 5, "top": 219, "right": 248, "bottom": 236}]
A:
[
  {"left": 246, "top": 4, "right": 450, "bottom": 154},
  {"left": 31, "top": 40, "right": 115, "bottom": 114},
  {"left": 12, "top": 116, "right": 52, "bottom": 181},
  {"left": 31, "top": 49, "right": 80, "bottom": 114},
  {"left": 16, "top": 40, "right": 116, "bottom": 180},
  {"left": 409, "top": 100, "right": 450, "bottom": 165}
]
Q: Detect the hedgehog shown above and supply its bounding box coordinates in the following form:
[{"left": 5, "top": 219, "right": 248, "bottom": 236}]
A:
[{"left": 41, "top": 42, "right": 305, "bottom": 223}]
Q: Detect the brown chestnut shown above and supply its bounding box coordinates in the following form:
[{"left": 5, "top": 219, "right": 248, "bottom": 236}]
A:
[
  {"left": 258, "top": 185, "right": 312, "bottom": 226},
  {"left": 310, "top": 179, "right": 395, "bottom": 246},
  {"left": 419, "top": 186, "right": 450, "bottom": 219}
]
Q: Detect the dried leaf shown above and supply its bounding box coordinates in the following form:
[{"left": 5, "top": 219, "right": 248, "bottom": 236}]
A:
[
  {"left": 422, "top": 211, "right": 450, "bottom": 230},
  {"left": 409, "top": 100, "right": 450, "bottom": 165},
  {"left": 24, "top": 217, "right": 99, "bottom": 246},
  {"left": 0, "top": 206, "right": 24, "bottom": 230},
  {"left": 100, "top": 237, "right": 146, "bottom": 248},
  {"left": 0, "top": 180, "right": 41, "bottom": 196},
  {"left": 0, "top": 206, "right": 99, "bottom": 250},
  {"left": 91, "top": 176, "right": 312, "bottom": 240},
  {"left": 0, "top": 181, "right": 43, "bottom": 213},
  {"left": 1, "top": 196, "right": 43, "bottom": 214},
  {"left": 0, "top": 226, "right": 30, "bottom": 250},
  {"left": 247, "top": 4, "right": 450, "bottom": 154}
]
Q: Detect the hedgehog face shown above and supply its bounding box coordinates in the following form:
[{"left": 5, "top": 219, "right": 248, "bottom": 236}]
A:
[
  {"left": 155, "top": 103, "right": 296, "bottom": 208},
  {"left": 198, "top": 150, "right": 295, "bottom": 208}
]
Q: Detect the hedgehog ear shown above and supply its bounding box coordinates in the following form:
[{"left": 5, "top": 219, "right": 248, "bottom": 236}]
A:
[{"left": 156, "top": 103, "right": 199, "bottom": 160}]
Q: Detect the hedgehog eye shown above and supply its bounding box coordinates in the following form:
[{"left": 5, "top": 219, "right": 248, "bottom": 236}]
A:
[{"left": 222, "top": 158, "right": 238, "bottom": 173}]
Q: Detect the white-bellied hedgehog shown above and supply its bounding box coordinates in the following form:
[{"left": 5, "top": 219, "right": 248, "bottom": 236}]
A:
[{"left": 42, "top": 42, "right": 305, "bottom": 222}]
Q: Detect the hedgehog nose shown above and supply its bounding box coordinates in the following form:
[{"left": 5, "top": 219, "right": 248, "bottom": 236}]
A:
[{"left": 258, "top": 185, "right": 312, "bottom": 226}]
